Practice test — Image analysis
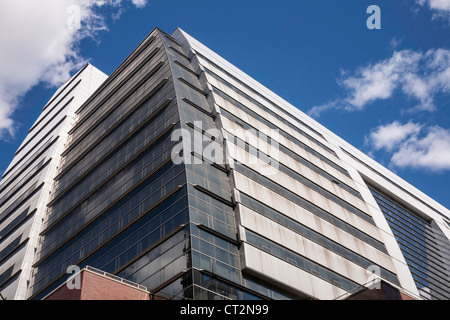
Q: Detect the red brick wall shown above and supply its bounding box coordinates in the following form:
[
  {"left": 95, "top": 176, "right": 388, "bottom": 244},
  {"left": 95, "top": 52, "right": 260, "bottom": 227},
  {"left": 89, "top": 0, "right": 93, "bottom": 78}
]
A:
[
  {"left": 45, "top": 272, "right": 85, "bottom": 300},
  {"left": 80, "top": 271, "right": 149, "bottom": 300},
  {"left": 45, "top": 270, "right": 150, "bottom": 300},
  {"left": 400, "top": 292, "right": 416, "bottom": 300}
]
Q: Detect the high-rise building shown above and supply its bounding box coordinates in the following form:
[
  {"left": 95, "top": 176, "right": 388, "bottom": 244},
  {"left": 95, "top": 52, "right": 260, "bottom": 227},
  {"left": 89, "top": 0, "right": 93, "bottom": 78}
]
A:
[
  {"left": 1, "top": 27, "right": 449, "bottom": 300},
  {"left": 0, "top": 64, "right": 107, "bottom": 300}
]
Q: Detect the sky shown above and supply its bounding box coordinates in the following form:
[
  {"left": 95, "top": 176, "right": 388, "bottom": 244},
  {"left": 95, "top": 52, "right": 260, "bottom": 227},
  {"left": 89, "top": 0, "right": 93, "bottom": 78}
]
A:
[{"left": 0, "top": 0, "right": 449, "bottom": 209}]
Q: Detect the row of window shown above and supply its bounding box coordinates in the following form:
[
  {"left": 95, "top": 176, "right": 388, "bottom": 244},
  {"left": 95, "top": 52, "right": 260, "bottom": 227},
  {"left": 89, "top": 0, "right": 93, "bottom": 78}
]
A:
[
  {"left": 62, "top": 61, "right": 168, "bottom": 177},
  {"left": 342, "top": 147, "right": 450, "bottom": 222},
  {"left": 239, "top": 192, "right": 399, "bottom": 285},
  {"left": 0, "top": 181, "right": 43, "bottom": 226},
  {"left": 57, "top": 66, "right": 171, "bottom": 186},
  {"left": 213, "top": 86, "right": 349, "bottom": 177},
  {"left": 46, "top": 111, "right": 178, "bottom": 232},
  {"left": 372, "top": 191, "right": 446, "bottom": 265},
  {"left": 368, "top": 186, "right": 450, "bottom": 300},
  {"left": 225, "top": 130, "right": 373, "bottom": 225},
  {"left": 54, "top": 82, "right": 176, "bottom": 198},
  {"left": 37, "top": 161, "right": 185, "bottom": 274},
  {"left": 0, "top": 136, "right": 55, "bottom": 196},
  {"left": 219, "top": 107, "right": 360, "bottom": 198},
  {"left": 0, "top": 208, "right": 34, "bottom": 247},
  {"left": 70, "top": 35, "right": 160, "bottom": 138},
  {"left": 0, "top": 157, "right": 48, "bottom": 213},
  {"left": 195, "top": 52, "right": 325, "bottom": 141},
  {"left": 38, "top": 146, "right": 184, "bottom": 261},
  {"left": 245, "top": 229, "right": 359, "bottom": 292},
  {"left": 235, "top": 162, "right": 387, "bottom": 253},
  {"left": 206, "top": 69, "right": 334, "bottom": 156},
  {"left": 118, "top": 232, "right": 190, "bottom": 292},
  {"left": 2, "top": 115, "right": 65, "bottom": 183},
  {"left": 31, "top": 186, "right": 190, "bottom": 298}
]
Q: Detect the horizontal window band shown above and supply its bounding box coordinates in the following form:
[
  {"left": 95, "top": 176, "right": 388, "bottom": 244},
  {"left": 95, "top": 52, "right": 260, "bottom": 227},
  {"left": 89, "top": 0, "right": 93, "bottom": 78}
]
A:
[
  {"left": 195, "top": 223, "right": 239, "bottom": 246},
  {"left": 60, "top": 76, "right": 169, "bottom": 168},
  {"left": 238, "top": 192, "right": 399, "bottom": 285},
  {"left": 148, "top": 270, "right": 187, "bottom": 295},
  {"left": 74, "top": 36, "right": 157, "bottom": 116},
  {"left": 38, "top": 79, "right": 81, "bottom": 122},
  {"left": 66, "top": 59, "right": 166, "bottom": 148},
  {"left": 0, "top": 136, "right": 57, "bottom": 192},
  {"left": 50, "top": 116, "right": 177, "bottom": 209},
  {"left": 196, "top": 52, "right": 325, "bottom": 140},
  {"left": 0, "top": 236, "right": 29, "bottom": 266},
  {"left": 35, "top": 186, "right": 187, "bottom": 283},
  {"left": 173, "top": 60, "right": 199, "bottom": 78},
  {"left": 225, "top": 131, "right": 372, "bottom": 224},
  {"left": 220, "top": 110, "right": 361, "bottom": 198},
  {"left": 3, "top": 128, "right": 66, "bottom": 185},
  {"left": 182, "top": 98, "right": 214, "bottom": 117},
  {"left": 195, "top": 268, "right": 269, "bottom": 300},
  {"left": 207, "top": 70, "right": 334, "bottom": 156},
  {"left": 30, "top": 186, "right": 187, "bottom": 299},
  {"left": 0, "top": 158, "right": 51, "bottom": 209},
  {"left": 193, "top": 184, "right": 235, "bottom": 208},
  {"left": 234, "top": 162, "right": 387, "bottom": 253},
  {"left": 244, "top": 229, "right": 360, "bottom": 293},
  {"left": 213, "top": 87, "right": 349, "bottom": 177},
  {"left": 56, "top": 90, "right": 172, "bottom": 181},
  {"left": 0, "top": 209, "right": 36, "bottom": 246},
  {"left": 43, "top": 132, "right": 180, "bottom": 238},
  {"left": 114, "top": 224, "right": 188, "bottom": 279},
  {"left": 36, "top": 168, "right": 185, "bottom": 266},
  {"left": 0, "top": 268, "right": 22, "bottom": 292},
  {"left": 29, "top": 96, "right": 74, "bottom": 135},
  {"left": 169, "top": 46, "right": 190, "bottom": 62},
  {"left": 189, "top": 150, "right": 229, "bottom": 174},
  {"left": 44, "top": 134, "right": 179, "bottom": 235},
  {"left": 47, "top": 121, "right": 178, "bottom": 212},
  {"left": 41, "top": 63, "right": 87, "bottom": 112},
  {"left": 0, "top": 182, "right": 44, "bottom": 226},
  {"left": 10, "top": 113, "right": 65, "bottom": 165},
  {"left": 39, "top": 169, "right": 185, "bottom": 269},
  {"left": 70, "top": 51, "right": 163, "bottom": 135},
  {"left": 177, "top": 77, "right": 207, "bottom": 96}
]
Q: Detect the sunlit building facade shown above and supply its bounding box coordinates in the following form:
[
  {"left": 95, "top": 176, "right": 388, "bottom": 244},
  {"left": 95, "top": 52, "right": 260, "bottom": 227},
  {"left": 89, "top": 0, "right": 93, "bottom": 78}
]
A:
[{"left": 0, "top": 65, "right": 107, "bottom": 300}]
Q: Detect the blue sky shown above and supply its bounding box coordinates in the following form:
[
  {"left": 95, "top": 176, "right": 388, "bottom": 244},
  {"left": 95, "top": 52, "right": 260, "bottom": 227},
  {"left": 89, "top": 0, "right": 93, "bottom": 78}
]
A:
[{"left": 0, "top": 0, "right": 449, "bottom": 209}]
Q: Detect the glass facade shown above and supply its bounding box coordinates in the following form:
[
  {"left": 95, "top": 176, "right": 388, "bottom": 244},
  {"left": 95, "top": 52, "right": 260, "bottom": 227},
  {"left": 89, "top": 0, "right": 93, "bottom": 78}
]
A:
[
  {"left": 30, "top": 31, "right": 188, "bottom": 299},
  {"left": 13, "top": 27, "right": 447, "bottom": 301},
  {"left": 29, "top": 29, "right": 264, "bottom": 301}
]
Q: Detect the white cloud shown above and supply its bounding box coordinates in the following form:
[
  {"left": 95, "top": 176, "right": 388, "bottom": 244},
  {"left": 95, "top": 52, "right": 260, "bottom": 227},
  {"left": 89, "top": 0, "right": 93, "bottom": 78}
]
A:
[
  {"left": 367, "top": 121, "right": 450, "bottom": 171},
  {"left": 389, "top": 37, "right": 404, "bottom": 50},
  {"left": 366, "top": 121, "right": 422, "bottom": 152},
  {"left": 0, "top": 0, "right": 147, "bottom": 140},
  {"left": 341, "top": 50, "right": 422, "bottom": 110},
  {"left": 417, "top": 0, "right": 450, "bottom": 21},
  {"left": 391, "top": 125, "right": 450, "bottom": 171},
  {"left": 308, "top": 48, "right": 450, "bottom": 116},
  {"left": 131, "top": 0, "right": 148, "bottom": 8},
  {"left": 307, "top": 100, "right": 341, "bottom": 118}
]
